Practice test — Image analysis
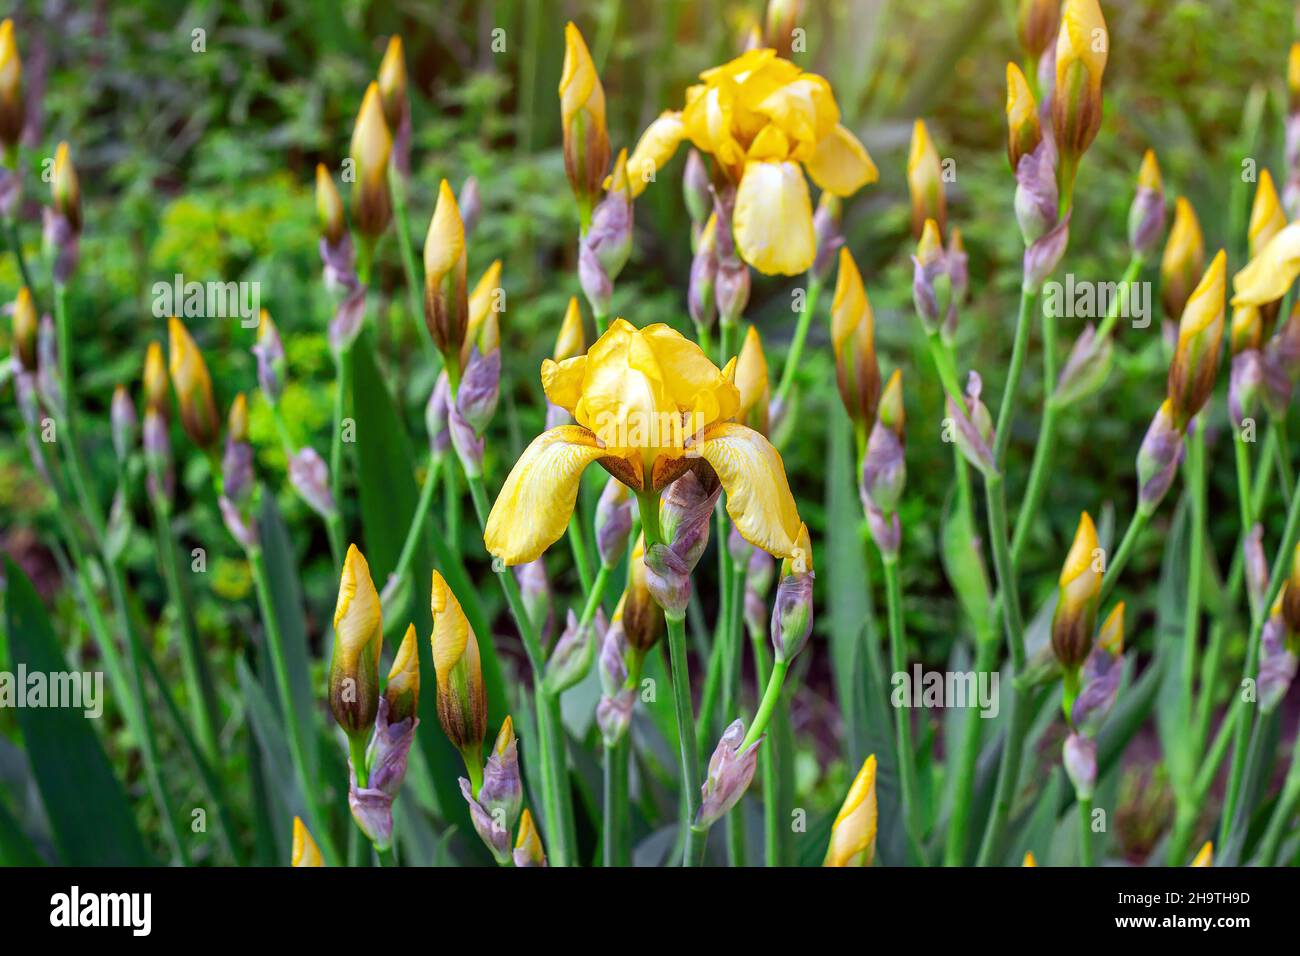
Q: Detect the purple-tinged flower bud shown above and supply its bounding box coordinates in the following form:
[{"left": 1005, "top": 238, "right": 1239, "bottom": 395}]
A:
[
  {"left": 478, "top": 717, "right": 523, "bottom": 834},
  {"left": 911, "top": 219, "right": 949, "bottom": 334},
  {"left": 771, "top": 568, "right": 814, "bottom": 662},
  {"left": 643, "top": 543, "right": 691, "bottom": 617},
  {"left": 947, "top": 371, "right": 997, "bottom": 477},
  {"left": 1229, "top": 349, "right": 1263, "bottom": 430},
  {"left": 660, "top": 469, "right": 720, "bottom": 572},
  {"left": 595, "top": 477, "right": 634, "bottom": 568},
  {"left": 688, "top": 215, "right": 719, "bottom": 329},
  {"left": 457, "top": 346, "right": 500, "bottom": 435},
  {"left": 864, "top": 504, "right": 901, "bottom": 559},
  {"left": 597, "top": 688, "right": 636, "bottom": 748},
  {"left": 514, "top": 559, "right": 553, "bottom": 646},
  {"left": 544, "top": 607, "right": 608, "bottom": 695},
  {"left": 319, "top": 231, "right": 358, "bottom": 297},
  {"left": 1023, "top": 213, "right": 1071, "bottom": 291},
  {"left": 143, "top": 409, "right": 174, "bottom": 503},
  {"left": 586, "top": 150, "right": 634, "bottom": 283},
  {"left": 1063, "top": 731, "right": 1097, "bottom": 800},
  {"left": 460, "top": 777, "right": 511, "bottom": 864},
  {"left": 35, "top": 313, "right": 63, "bottom": 421},
  {"left": 222, "top": 436, "right": 254, "bottom": 505},
  {"left": 1128, "top": 150, "right": 1165, "bottom": 259},
  {"left": 289, "top": 447, "right": 337, "bottom": 520},
  {"left": 860, "top": 370, "right": 906, "bottom": 514},
  {"left": 579, "top": 242, "right": 613, "bottom": 319},
  {"left": 111, "top": 384, "right": 137, "bottom": 467},
  {"left": 458, "top": 176, "right": 482, "bottom": 239},
  {"left": 252, "top": 310, "right": 286, "bottom": 405},
  {"left": 683, "top": 149, "right": 711, "bottom": 231},
  {"left": 744, "top": 584, "right": 768, "bottom": 639},
  {"left": 812, "top": 192, "right": 844, "bottom": 286},
  {"left": 329, "top": 286, "right": 367, "bottom": 354},
  {"left": 1054, "top": 323, "right": 1113, "bottom": 407},
  {"left": 599, "top": 618, "right": 629, "bottom": 696},
  {"left": 350, "top": 773, "right": 395, "bottom": 851},
  {"left": 728, "top": 524, "right": 754, "bottom": 567},
  {"left": 1244, "top": 524, "right": 1268, "bottom": 616},
  {"left": 715, "top": 258, "right": 751, "bottom": 329},
  {"left": 448, "top": 401, "right": 484, "bottom": 478},
  {"left": 695, "top": 718, "right": 763, "bottom": 829},
  {"left": 367, "top": 697, "right": 417, "bottom": 803},
  {"left": 219, "top": 495, "right": 259, "bottom": 550},
  {"left": 1071, "top": 606, "right": 1124, "bottom": 736},
  {"left": 1258, "top": 613, "right": 1297, "bottom": 714},
  {"left": 425, "top": 371, "right": 451, "bottom": 458},
  {"left": 749, "top": 547, "right": 776, "bottom": 598},
  {"left": 1136, "top": 400, "right": 1185, "bottom": 514},
  {"left": 1014, "top": 141, "right": 1058, "bottom": 246}
]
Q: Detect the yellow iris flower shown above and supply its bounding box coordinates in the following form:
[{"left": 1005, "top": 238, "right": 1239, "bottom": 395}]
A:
[
  {"left": 824, "top": 754, "right": 877, "bottom": 867},
  {"left": 484, "top": 318, "right": 803, "bottom": 565}
]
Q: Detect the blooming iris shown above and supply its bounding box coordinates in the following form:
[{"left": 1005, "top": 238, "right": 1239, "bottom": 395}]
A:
[{"left": 484, "top": 319, "right": 803, "bottom": 565}]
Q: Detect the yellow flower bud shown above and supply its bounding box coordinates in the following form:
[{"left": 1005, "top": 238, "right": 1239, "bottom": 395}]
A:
[
  {"left": 1290, "top": 43, "right": 1300, "bottom": 113},
  {"left": 466, "top": 258, "right": 502, "bottom": 363},
  {"left": 1018, "top": 0, "right": 1059, "bottom": 63},
  {"left": 143, "top": 341, "right": 169, "bottom": 416},
  {"left": 734, "top": 324, "right": 770, "bottom": 434},
  {"left": 1282, "top": 542, "right": 1300, "bottom": 634},
  {"left": 907, "top": 119, "right": 946, "bottom": 240},
  {"left": 559, "top": 22, "right": 610, "bottom": 214},
  {"left": 330, "top": 545, "right": 384, "bottom": 738},
  {"left": 291, "top": 816, "right": 325, "bottom": 867},
  {"left": 0, "top": 19, "right": 23, "bottom": 151},
  {"left": 377, "top": 36, "right": 408, "bottom": 133},
  {"left": 431, "top": 570, "right": 487, "bottom": 753},
  {"left": 1248, "top": 169, "right": 1286, "bottom": 260},
  {"left": 1166, "top": 250, "right": 1226, "bottom": 429},
  {"left": 315, "top": 163, "right": 345, "bottom": 246},
  {"left": 385, "top": 623, "right": 421, "bottom": 724},
  {"left": 227, "top": 392, "right": 249, "bottom": 444},
  {"left": 1231, "top": 304, "right": 1262, "bottom": 356},
  {"left": 1190, "top": 840, "right": 1213, "bottom": 867},
  {"left": 514, "top": 807, "right": 547, "bottom": 866},
  {"left": 1138, "top": 149, "right": 1161, "bottom": 193},
  {"left": 423, "top": 179, "right": 470, "bottom": 373},
  {"left": 1050, "top": 0, "right": 1108, "bottom": 176},
  {"left": 167, "top": 318, "right": 220, "bottom": 450},
  {"left": 878, "top": 368, "right": 905, "bottom": 437},
  {"left": 824, "top": 754, "right": 877, "bottom": 866},
  {"left": 554, "top": 296, "right": 586, "bottom": 362},
  {"left": 617, "top": 110, "right": 684, "bottom": 199},
  {"left": 916, "top": 216, "right": 944, "bottom": 267},
  {"left": 619, "top": 533, "right": 665, "bottom": 653},
  {"left": 1097, "top": 601, "right": 1124, "bottom": 656},
  {"left": 51, "top": 142, "right": 81, "bottom": 234},
  {"left": 1051, "top": 511, "right": 1102, "bottom": 669},
  {"left": 11, "top": 285, "right": 36, "bottom": 371},
  {"left": 349, "top": 82, "right": 392, "bottom": 239},
  {"left": 763, "top": 0, "right": 803, "bottom": 58},
  {"left": 830, "top": 247, "right": 880, "bottom": 433},
  {"left": 1005, "top": 62, "right": 1041, "bottom": 171},
  {"left": 1022, "top": 850, "right": 1038, "bottom": 867},
  {"left": 1160, "top": 197, "right": 1205, "bottom": 321}
]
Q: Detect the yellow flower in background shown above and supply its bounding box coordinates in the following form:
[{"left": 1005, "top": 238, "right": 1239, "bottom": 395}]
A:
[
  {"left": 1167, "top": 250, "right": 1226, "bottom": 428},
  {"left": 0, "top": 18, "right": 22, "bottom": 150},
  {"left": 143, "top": 341, "right": 169, "bottom": 415},
  {"left": 1097, "top": 601, "right": 1125, "bottom": 656},
  {"left": 1022, "top": 850, "right": 1038, "bottom": 867},
  {"left": 11, "top": 286, "right": 36, "bottom": 372},
  {"left": 560, "top": 22, "right": 610, "bottom": 212},
  {"left": 167, "top": 318, "right": 220, "bottom": 449},
  {"left": 626, "top": 47, "right": 877, "bottom": 275},
  {"left": 554, "top": 296, "right": 586, "bottom": 362},
  {"left": 1161, "top": 197, "right": 1205, "bottom": 320},
  {"left": 385, "top": 623, "right": 421, "bottom": 724},
  {"left": 291, "top": 817, "right": 325, "bottom": 867},
  {"left": 908, "top": 120, "right": 945, "bottom": 240},
  {"left": 51, "top": 142, "right": 81, "bottom": 234},
  {"left": 329, "top": 544, "right": 384, "bottom": 737},
  {"left": 1248, "top": 169, "right": 1286, "bottom": 259},
  {"left": 484, "top": 319, "right": 803, "bottom": 565},
  {"left": 1233, "top": 221, "right": 1300, "bottom": 308},
  {"left": 431, "top": 570, "right": 487, "bottom": 753},
  {"left": 1190, "top": 841, "right": 1213, "bottom": 867},
  {"left": 424, "top": 179, "right": 470, "bottom": 372},
  {"left": 315, "top": 163, "right": 345, "bottom": 245},
  {"left": 734, "top": 324, "right": 770, "bottom": 434},
  {"left": 1050, "top": 0, "right": 1108, "bottom": 169},
  {"left": 830, "top": 247, "right": 881, "bottom": 434},
  {"left": 824, "top": 754, "right": 877, "bottom": 867},
  {"left": 349, "top": 82, "right": 392, "bottom": 239},
  {"left": 1290, "top": 42, "right": 1300, "bottom": 112},
  {"left": 465, "top": 258, "right": 503, "bottom": 362},
  {"left": 1051, "top": 511, "right": 1101, "bottom": 669},
  {"left": 377, "top": 35, "right": 408, "bottom": 133},
  {"left": 514, "top": 808, "right": 547, "bottom": 867}
]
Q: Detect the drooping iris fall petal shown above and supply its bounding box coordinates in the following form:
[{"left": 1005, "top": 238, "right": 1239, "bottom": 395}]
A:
[{"left": 733, "top": 160, "right": 815, "bottom": 276}]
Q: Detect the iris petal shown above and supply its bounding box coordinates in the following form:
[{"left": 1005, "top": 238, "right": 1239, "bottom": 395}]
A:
[
  {"left": 693, "top": 421, "right": 802, "bottom": 557},
  {"left": 806, "top": 124, "right": 879, "bottom": 196},
  {"left": 733, "top": 160, "right": 815, "bottom": 276}
]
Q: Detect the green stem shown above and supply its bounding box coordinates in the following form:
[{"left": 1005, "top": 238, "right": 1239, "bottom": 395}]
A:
[
  {"left": 993, "top": 285, "right": 1039, "bottom": 466},
  {"left": 1254, "top": 733, "right": 1300, "bottom": 865},
  {"left": 773, "top": 277, "right": 821, "bottom": 408},
  {"left": 882, "top": 554, "right": 927, "bottom": 865},
  {"left": 1274, "top": 416, "right": 1294, "bottom": 498},
  {"left": 722, "top": 561, "right": 748, "bottom": 868},
  {"left": 1078, "top": 797, "right": 1094, "bottom": 866},
  {"left": 4, "top": 214, "right": 37, "bottom": 294},
  {"left": 248, "top": 546, "right": 339, "bottom": 865},
  {"left": 748, "top": 626, "right": 781, "bottom": 865},
  {"left": 388, "top": 172, "right": 437, "bottom": 359},
  {"left": 943, "top": 636, "right": 999, "bottom": 865},
  {"left": 1181, "top": 422, "right": 1206, "bottom": 758},
  {"left": 602, "top": 738, "right": 630, "bottom": 866},
  {"left": 443, "top": 454, "right": 460, "bottom": 551},
  {"left": 568, "top": 508, "right": 595, "bottom": 595},
  {"left": 1099, "top": 506, "right": 1152, "bottom": 604},
  {"left": 386, "top": 453, "right": 442, "bottom": 602},
  {"left": 330, "top": 343, "right": 354, "bottom": 549}
]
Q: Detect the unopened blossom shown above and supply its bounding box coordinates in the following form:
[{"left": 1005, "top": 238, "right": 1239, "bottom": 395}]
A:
[
  {"left": 330, "top": 545, "right": 384, "bottom": 739},
  {"left": 1051, "top": 512, "right": 1102, "bottom": 670},
  {"left": 824, "top": 754, "right": 877, "bottom": 867}
]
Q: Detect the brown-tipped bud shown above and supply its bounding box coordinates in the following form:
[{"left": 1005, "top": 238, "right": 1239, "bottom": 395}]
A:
[
  {"left": 385, "top": 624, "right": 421, "bottom": 724},
  {"left": 0, "top": 20, "right": 23, "bottom": 151},
  {"left": 620, "top": 534, "right": 665, "bottom": 652},
  {"left": 111, "top": 385, "right": 138, "bottom": 466},
  {"left": 1050, "top": 0, "right": 1108, "bottom": 183},
  {"left": 595, "top": 477, "right": 634, "bottom": 568},
  {"left": 479, "top": 716, "right": 523, "bottom": 834},
  {"left": 907, "top": 120, "right": 946, "bottom": 240},
  {"left": 315, "top": 163, "right": 346, "bottom": 246},
  {"left": 831, "top": 247, "right": 881, "bottom": 433},
  {"left": 377, "top": 36, "right": 408, "bottom": 135},
  {"left": 51, "top": 142, "right": 81, "bottom": 235},
  {"left": 1249, "top": 169, "right": 1286, "bottom": 261},
  {"left": 1005, "top": 62, "right": 1041, "bottom": 172},
  {"left": 1166, "top": 250, "right": 1226, "bottom": 429},
  {"left": 554, "top": 296, "right": 586, "bottom": 362},
  {"left": 349, "top": 83, "right": 392, "bottom": 239},
  {"left": 252, "top": 310, "right": 286, "bottom": 404},
  {"left": 423, "top": 180, "right": 469, "bottom": 374},
  {"left": 11, "top": 285, "right": 36, "bottom": 371},
  {"left": 1051, "top": 511, "right": 1102, "bottom": 670},
  {"left": 1128, "top": 150, "right": 1165, "bottom": 258},
  {"left": 142, "top": 341, "right": 169, "bottom": 416},
  {"left": 430, "top": 570, "right": 487, "bottom": 753},
  {"left": 167, "top": 318, "right": 220, "bottom": 450},
  {"left": 513, "top": 808, "right": 548, "bottom": 867},
  {"left": 330, "top": 545, "right": 384, "bottom": 738},
  {"left": 559, "top": 22, "right": 610, "bottom": 215},
  {"left": 696, "top": 718, "right": 763, "bottom": 829},
  {"left": 1018, "top": 0, "right": 1060, "bottom": 63},
  {"left": 1161, "top": 197, "right": 1206, "bottom": 321},
  {"left": 734, "top": 324, "right": 770, "bottom": 434},
  {"left": 762, "top": 0, "right": 802, "bottom": 58},
  {"left": 1136, "top": 399, "right": 1185, "bottom": 514}
]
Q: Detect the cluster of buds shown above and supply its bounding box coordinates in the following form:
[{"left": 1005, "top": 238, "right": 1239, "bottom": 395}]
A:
[
  {"left": 824, "top": 754, "right": 878, "bottom": 866},
  {"left": 911, "top": 219, "right": 966, "bottom": 339},
  {"left": 142, "top": 341, "right": 174, "bottom": 503},
  {"left": 43, "top": 142, "right": 80, "bottom": 283},
  {"left": 460, "top": 717, "right": 525, "bottom": 864},
  {"left": 832, "top": 248, "right": 881, "bottom": 442},
  {"left": 167, "top": 318, "right": 220, "bottom": 452},
  {"left": 859, "top": 371, "right": 906, "bottom": 558},
  {"left": 217, "top": 393, "right": 259, "bottom": 550},
  {"left": 315, "top": 164, "right": 367, "bottom": 353},
  {"left": 642, "top": 468, "right": 721, "bottom": 617}
]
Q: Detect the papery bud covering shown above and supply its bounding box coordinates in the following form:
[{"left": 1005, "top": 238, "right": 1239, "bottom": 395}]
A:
[{"left": 695, "top": 718, "right": 762, "bottom": 829}]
